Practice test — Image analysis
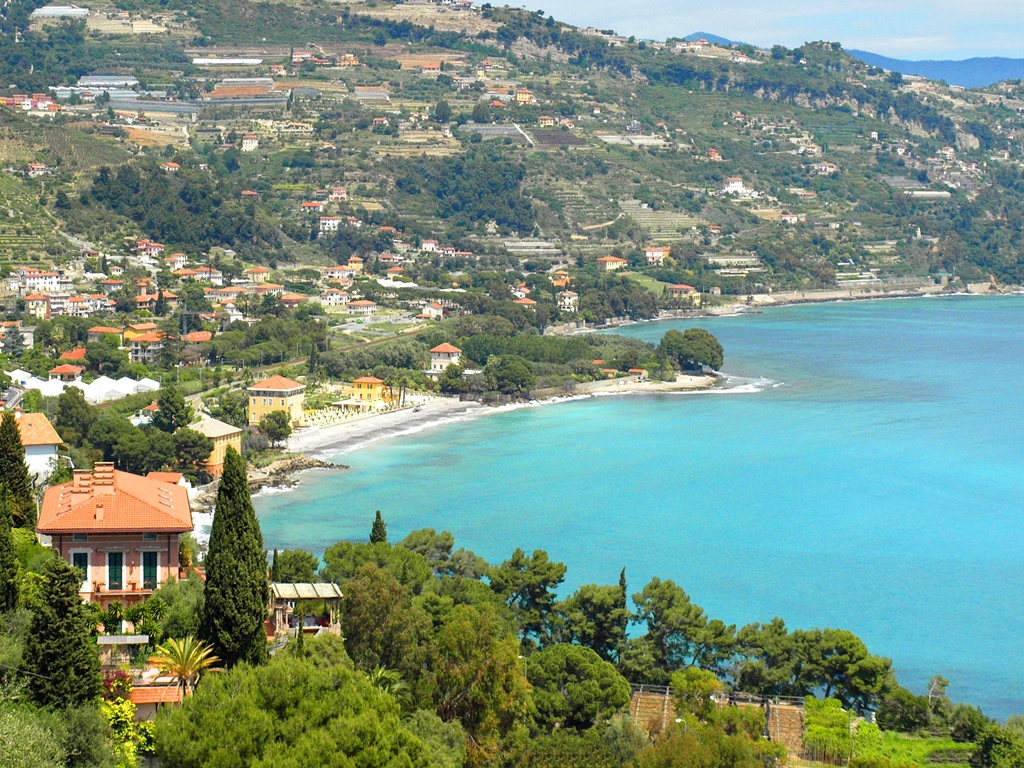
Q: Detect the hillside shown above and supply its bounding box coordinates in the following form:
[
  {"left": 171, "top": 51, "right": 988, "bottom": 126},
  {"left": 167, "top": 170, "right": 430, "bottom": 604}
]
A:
[{"left": 0, "top": 0, "right": 1022, "bottom": 289}]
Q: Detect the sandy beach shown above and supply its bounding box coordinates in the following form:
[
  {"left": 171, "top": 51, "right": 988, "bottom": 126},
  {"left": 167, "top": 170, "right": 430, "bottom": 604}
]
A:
[{"left": 285, "top": 373, "right": 718, "bottom": 459}]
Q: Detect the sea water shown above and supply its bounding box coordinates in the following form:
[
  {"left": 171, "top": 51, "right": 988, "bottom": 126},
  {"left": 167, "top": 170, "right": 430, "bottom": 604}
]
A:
[{"left": 255, "top": 295, "right": 1024, "bottom": 717}]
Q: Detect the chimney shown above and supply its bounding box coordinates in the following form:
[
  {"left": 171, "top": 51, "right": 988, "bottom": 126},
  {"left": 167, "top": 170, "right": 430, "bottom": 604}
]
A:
[
  {"left": 94, "top": 503, "right": 103, "bottom": 521},
  {"left": 72, "top": 469, "right": 91, "bottom": 489}
]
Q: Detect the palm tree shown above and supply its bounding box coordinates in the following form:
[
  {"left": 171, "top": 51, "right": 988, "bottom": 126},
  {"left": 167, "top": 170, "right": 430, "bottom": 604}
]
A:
[
  {"left": 366, "top": 666, "right": 410, "bottom": 707},
  {"left": 149, "top": 636, "right": 220, "bottom": 696}
]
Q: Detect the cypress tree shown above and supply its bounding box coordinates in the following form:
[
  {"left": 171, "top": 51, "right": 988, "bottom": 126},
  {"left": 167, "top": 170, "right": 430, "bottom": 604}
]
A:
[
  {"left": 370, "top": 510, "right": 387, "bottom": 544},
  {"left": 0, "top": 411, "right": 36, "bottom": 528},
  {"left": 271, "top": 548, "right": 280, "bottom": 582},
  {"left": 24, "top": 558, "right": 102, "bottom": 707},
  {"left": 199, "top": 447, "right": 269, "bottom": 668},
  {"left": 0, "top": 485, "right": 17, "bottom": 612}
]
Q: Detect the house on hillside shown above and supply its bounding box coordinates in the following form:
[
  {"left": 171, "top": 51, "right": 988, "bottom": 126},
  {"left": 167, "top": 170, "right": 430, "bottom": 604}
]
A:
[
  {"left": 429, "top": 343, "right": 461, "bottom": 373},
  {"left": 644, "top": 246, "right": 670, "bottom": 266},
  {"left": 16, "top": 412, "right": 62, "bottom": 484},
  {"left": 597, "top": 256, "right": 627, "bottom": 273},
  {"left": 36, "top": 463, "right": 193, "bottom": 610},
  {"left": 190, "top": 417, "right": 242, "bottom": 478},
  {"left": 247, "top": 375, "right": 305, "bottom": 427}
]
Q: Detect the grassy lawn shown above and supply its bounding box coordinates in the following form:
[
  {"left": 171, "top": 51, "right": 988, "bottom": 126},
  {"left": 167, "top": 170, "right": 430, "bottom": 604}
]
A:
[
  {"left": 853, "top": 723, "right": 973, "bottom": 767},
  {"left": 624, "top": 271, "right": 673, "bottom": 295}
]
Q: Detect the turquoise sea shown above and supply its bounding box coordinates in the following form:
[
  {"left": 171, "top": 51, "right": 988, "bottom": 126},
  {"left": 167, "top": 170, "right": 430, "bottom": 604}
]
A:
[{"left": 255, "top": 295, "right": 1024, "bottom": 718}]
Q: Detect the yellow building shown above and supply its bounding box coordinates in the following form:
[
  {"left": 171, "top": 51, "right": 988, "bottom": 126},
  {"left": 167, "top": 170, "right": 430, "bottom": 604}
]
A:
[
  {"left": 341, "top": 376, "right": 394, "bottom": 411},
  {"left": 190, "top": 417, "right": 243, "bottom": 478},
  {"left": 247, "top": 375, "right": 305, "bottom": 426}
]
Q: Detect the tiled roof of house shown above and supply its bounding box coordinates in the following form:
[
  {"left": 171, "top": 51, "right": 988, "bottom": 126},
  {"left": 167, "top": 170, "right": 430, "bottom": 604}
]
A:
[
  {"left": 146, "top": 471, "right": 182, "bottom": 484},
  {"left": 89, "top": 326, "right": 121, "bottom": 334},
  {"left": 431, "top": 343, "right": 461, "bottom": 354},
  {"left": 248, "top": 375, "right": 303, "bottom": 392},
  {"left": 129, "top": 686, "right": 183, "bottom": 705},
  {"left": 191, "top": 417, "right": 242, "bottom": 439},
  {"left": 16, "top": 413, "right": 62, "bottom": 447},
  {"left": 59, "top": 347, "right": 87, "bottom": 360},
  {"left": 182, "top": 331, "right": 212, "bottom": 343},
  {"left": 37, "top": 463, "right": 193, "bottom": 534},
  {"left": 48, "top": 363, "right": 84, "bottom": 375},
  {"left": 131, "top": 332, "right": 163, "bottom": 343},
  {"left": 354, "top": 376, "right": 385, "bottom": 384}
]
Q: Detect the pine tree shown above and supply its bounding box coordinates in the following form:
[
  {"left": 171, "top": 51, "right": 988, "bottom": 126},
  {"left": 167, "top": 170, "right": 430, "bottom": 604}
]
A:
[
  {"left": 619, "top": 567, "right": 627, "bottom": 605},
  {"left": 1, "top": 323, "right": 24, "bottom": 358},
  {"left": 199, "top": 447, "right": 270, "bottom": 668},
  {"left": 0, "top": 411, "right": 36, "bottom": 528},
  {"left": 152, "top": 386, "right": 192, "bottom": 434},
  {"left": 0, "top": 485, "right": 18, "bottom": 612},
  {"left": 154, "top": 289, "right": 167, "bottom": 317},
  {"left": 23, "top": 558, "right": 102, "bottom": 707},
  {"left": 271, "top": 548, "right": 280, "bottom": 582},
  {"left": 370, "top": 510, "right": 387, "bottom": 544}
]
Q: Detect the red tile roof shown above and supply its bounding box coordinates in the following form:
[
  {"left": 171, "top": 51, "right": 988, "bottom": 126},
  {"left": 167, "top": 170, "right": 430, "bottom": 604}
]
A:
[
  {"left": 354, "top": 376, "right": 385, "bottom": 384},
  {"left": 431, "top": 343, "right": 461, "bottom": 354},
  {"left": 16, "top": 413, "right": 62, "bottom": 447},
  {"left": 89, "top": 326, "right": 121, "bottom": 334},
  {"left": 182, "top": 331, "right": 212, "bottom": 343},
  {"left": 146, "top": 471, "right": 183, "bottom": 484},
  {"left": 129, "top": 686, "right": 184, "bottom": 705},
  {"left": 59, "top": 347, "right": 87, "bottom": 360},
  {"left": 248, "top": 375, "right": 303, "bottom": 392},
  {"left": 38, "top": 464, "right": 192, "bottom": 534},
  {"left": 48, "top": 364, "right": 84, "bottom": 375}
]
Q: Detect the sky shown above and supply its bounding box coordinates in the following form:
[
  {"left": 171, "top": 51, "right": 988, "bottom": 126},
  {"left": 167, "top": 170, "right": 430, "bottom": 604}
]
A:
[{"left": 532, "top": 0, "right": 1024, "bottom": 60}]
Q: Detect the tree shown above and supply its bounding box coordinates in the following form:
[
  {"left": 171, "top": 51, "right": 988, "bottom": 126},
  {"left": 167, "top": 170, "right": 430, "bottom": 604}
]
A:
[
  {"left": 399, "top": 528, "right": 454, "bottom": 572},
  {"left": 484, "top": 354, "right": 536, "bottom": 394},
  {"left": 155, "top": 643, "right": 430, "bottom": 768},
  {"left": 528, "top": 644, "right": 631, "bottom": 731},
  {"left": 438, "top": 363, "right": 465, "bottom": 394},
  {"left": 370, "top": 510, "right": 388, "bottom": 544},
  {"left": 198, "top": 447, "right": 270, "bottom": 668},
  {"left": 876, "top": 685, "right": 930, "bottom": 732},
  {"left": 670, "top": 667, "right": 724, "bottom": 722},
  {"left": 152, "top": 386, "right": 192, "bottom": 433},
  {"left": 488, "top": 548, "right": 566, "bottom": 643},
  {"left": 657, "top": 328, "right": 724, "bottom": 371},
  {"left": 23, "top": 558, "right": 102, "bottom": 708},
  {"left": 172, "top": 428, "right": 213, "bottom": 479},
  {"left": 555, "top": 580, "right": 631, "bottom": 662},
  {"left": 0, "top": 411, "right": 36, "bottom": 528},
  {"left": 258, "top": 410, "right": 292, "bottom": 447},
  {"left": 427, "top": 604, "right": 530, "bottom": 748},
  {"left": 275, "top": 549, "right": 319, "bottom": 582},
  {"left": 55, "top": 387, "right": 96, "bottom": 446},
  {"left": 1, "top": 323, "right": 24, "bottom": 358},
  {"left": 0, "top": 487, "right": 18, "bottom": 611},
  {"left": 321, "top": 541, "right": 433, "bottom": 593},
  {"left": 339, "top": 563, "right": 427, "bottom": 673},
  {"left": 434, "top": 99, "right": 452, "bottom": 123},
  {"left": 633, "top": 577, "right": 736, "bottom": 674},
  {"left": 148, "top": 636, "right": 220, "bottom": 696}
]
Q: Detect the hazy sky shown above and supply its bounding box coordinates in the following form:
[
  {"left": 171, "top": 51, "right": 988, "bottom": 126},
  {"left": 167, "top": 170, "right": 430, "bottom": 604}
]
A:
[{"left": 532, "top": 0, "right": 1024, "bottom": 59}]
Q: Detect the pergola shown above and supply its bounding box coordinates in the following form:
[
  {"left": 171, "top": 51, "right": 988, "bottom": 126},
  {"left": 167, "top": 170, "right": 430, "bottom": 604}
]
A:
[{"left": 268, "top": 582, "right": 343, "bottom": 638}]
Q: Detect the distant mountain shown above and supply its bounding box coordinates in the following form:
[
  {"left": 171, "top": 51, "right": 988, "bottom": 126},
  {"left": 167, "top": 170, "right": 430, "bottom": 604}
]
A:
[
  {"left": 849, "top": 50, "right": 1024, "bottom": 88},
  {"left": 685, "top": 32, "right": 740, "bottom": 47}
]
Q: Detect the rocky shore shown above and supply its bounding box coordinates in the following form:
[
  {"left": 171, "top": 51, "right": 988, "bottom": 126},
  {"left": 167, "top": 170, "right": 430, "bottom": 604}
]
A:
[{"left": 191, "top": 455, "right": 348, "bottom": 514}]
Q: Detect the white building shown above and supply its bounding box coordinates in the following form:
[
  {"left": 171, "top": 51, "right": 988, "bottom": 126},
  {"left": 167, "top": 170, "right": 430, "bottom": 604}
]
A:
[
  {"left": 319, "top": 216, "right": 341, "bottom": 232},
  {"left": 319, "top": 288, "right": 349, "bottom": 306},
  {"left": 644, "top": 246, "right": 670, "bottom": 266},
  {"left": 16, "top": 413, "right": 63, "bottom": 485},
  {"left": 557, "top": 290, "right": 579, "bottom": 312},
  {"left": 241, "top": 135, "right": 259, "bottom": 152},
  {"left": 347, "top": 299, "right": 377, "bottom": 316},
  {"left": 429, "top": 343, "right": 461, "bottom": 372}
]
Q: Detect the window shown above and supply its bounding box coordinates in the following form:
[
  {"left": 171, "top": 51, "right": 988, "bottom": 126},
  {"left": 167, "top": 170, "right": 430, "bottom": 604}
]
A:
[
  {"left": 72, "top": 552, "right": 88, "bottom": 584},
  {"left": 142, "top": 533, "right": 157, "bottom": 541},
  {"left": 108, "top": 552, "right": 123, "bottom": 591},
  {"left": 142, "top": 552, "right": 158, "bottom": 590},
  {"left": 73, "top": 533, "right": 88, "bottom": 542}
]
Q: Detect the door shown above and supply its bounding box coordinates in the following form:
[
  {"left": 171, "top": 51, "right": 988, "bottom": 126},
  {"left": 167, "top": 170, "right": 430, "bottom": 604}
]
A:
[
  {"left": 107, "top": 552, "right": 123, "bottom": 591},
  {"left": 142, "top": 552, "right": 158, "bottom": 590}
]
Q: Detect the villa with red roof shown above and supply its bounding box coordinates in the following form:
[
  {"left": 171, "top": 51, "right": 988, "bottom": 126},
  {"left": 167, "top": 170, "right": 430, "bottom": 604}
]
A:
[
  {"left": 37, "top": 463, "right": 193, "bottom": 609},
  {"left": 17, "top": 412, "right": 63, "bottom": 484},
  {"left": 429, "top": 343, "right": 461, "bottom": 373},
  {"left": 597, "top": 255, "right": 628, "bottom": 273},
  {"left": 247, "top": 375, "right": 305, "bottom": 427}
]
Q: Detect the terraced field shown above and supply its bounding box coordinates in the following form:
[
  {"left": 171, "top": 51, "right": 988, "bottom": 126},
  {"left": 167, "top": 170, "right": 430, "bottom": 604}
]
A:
[
  {"left": 618, "top": 199, "right": 703, "bottom": 242},
  {"left": 0, "top": 175, "right": 58, "bottom": 259}
]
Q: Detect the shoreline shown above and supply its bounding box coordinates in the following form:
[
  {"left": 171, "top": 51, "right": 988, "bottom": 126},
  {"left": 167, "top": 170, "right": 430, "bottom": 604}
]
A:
[
  {"left": 267, "top": 290, "right": 1023, "bottom": 488},
  {"left": 276, "top": 372, "right": 721, "bottom": 476},
  {"left": 586, "top": 285, "right": 1024, "bottom": 333}
]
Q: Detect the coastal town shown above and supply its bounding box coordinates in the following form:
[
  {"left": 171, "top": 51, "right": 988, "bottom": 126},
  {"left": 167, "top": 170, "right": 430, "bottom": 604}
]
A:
[{"left": 1, "top": 0, "right": 1024, "bottom": 767}]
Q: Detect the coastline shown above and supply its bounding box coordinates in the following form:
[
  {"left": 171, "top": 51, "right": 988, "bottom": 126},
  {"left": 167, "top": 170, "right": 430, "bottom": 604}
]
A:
[
  {"left": 265, "top": 290, "right": 1024, "bottom": 487},
  {"left": 277, "top": 372, "right": 719, "bottom": 470}
]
